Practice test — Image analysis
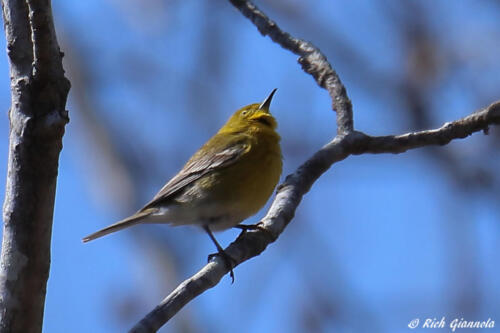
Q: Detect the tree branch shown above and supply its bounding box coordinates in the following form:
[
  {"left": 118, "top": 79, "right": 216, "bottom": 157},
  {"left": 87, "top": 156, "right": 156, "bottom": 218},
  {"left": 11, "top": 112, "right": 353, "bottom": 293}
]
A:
[
  {"left": 128, "top": 1, "right": 500, "bottom": 332},
  {"left": 28, "top": 0, "right": 67, "bottom": 79},
  {"left": 351, "top": 101, "right": 500, "bottom": 155},
  {"left": 0, "top": 0, "right": 70, "bottom": 332},
  {"left": 228, "top": 0, "right": 353, "bottom": 135},
  {"left": 131, "top": 101, "right": 499, "bottom": 332}
]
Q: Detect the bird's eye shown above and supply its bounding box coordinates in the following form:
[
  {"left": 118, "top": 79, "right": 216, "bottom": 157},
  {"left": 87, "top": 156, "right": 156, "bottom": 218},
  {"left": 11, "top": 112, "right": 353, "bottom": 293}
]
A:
[{"left": 241, "top": 110, "right": 248, "bottom": 116}]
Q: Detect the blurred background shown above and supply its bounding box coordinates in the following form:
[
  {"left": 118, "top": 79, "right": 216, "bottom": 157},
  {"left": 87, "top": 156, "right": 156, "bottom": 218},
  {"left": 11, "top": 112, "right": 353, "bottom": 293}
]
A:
[{"left": 1, "top": 0, "right": 500, "bottom": 332}]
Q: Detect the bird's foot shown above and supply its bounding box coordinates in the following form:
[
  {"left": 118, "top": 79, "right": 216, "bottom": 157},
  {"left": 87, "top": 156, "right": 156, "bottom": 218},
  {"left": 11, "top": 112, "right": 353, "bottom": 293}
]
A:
[
  {"left": 208, "top": 249, "right": 236, "bottom": 283},
  {"left": 234, "top": 222, "right": 274, "bottom": 240},
  {"left": 234, "top": 223, "right": 261, "bottom": 231}
]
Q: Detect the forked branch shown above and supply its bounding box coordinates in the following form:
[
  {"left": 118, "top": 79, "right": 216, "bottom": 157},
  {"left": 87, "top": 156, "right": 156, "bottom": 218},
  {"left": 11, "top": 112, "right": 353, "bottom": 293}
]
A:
[{"left": 129, "top": 1, "right": 500, "bottom": 332}]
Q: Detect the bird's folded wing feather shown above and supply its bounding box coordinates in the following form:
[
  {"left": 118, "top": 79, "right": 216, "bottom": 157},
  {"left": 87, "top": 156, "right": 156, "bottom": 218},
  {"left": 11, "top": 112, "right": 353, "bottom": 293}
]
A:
[{"left": 141, "top": 133, "right": 251, "bottom": 210}]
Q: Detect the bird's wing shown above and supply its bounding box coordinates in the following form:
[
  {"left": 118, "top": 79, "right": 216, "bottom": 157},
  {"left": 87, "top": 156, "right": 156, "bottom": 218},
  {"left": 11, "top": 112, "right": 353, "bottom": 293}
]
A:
[{"left": 141, "top": 133, "right": 251, "bottom": 210}]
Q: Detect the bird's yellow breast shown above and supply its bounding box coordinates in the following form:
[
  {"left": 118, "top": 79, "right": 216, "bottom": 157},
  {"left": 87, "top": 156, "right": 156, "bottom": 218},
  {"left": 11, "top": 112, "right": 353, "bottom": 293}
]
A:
[{"left": 197, "top": 126, "right": 281, "bottom": 229}]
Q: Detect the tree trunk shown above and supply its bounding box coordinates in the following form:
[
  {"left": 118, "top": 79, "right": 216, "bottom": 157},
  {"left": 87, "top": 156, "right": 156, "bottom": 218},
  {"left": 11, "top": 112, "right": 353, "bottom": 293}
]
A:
[{"left": 0, "top": 0, "right": 70, "bottom": 332}]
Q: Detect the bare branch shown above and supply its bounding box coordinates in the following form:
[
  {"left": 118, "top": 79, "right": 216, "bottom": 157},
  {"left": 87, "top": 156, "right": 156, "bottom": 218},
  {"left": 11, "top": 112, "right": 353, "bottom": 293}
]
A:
[
  {"left": 352, "top": 101, "right": 500, "bottom": 155},
  {"left": 228, "top": 0, "right": 353, "bottom": 135},
  {"left": 128, "top": 1, "right": 500, "bottom": 331},
  {"left": 1, "top": 0, "right": 32, "bottom": 77},
  {"left": 28, "top": 0, "right": 67, "bottom": 79},
  {"left": 130, "top": 97, "right": 499, "bottom": 332},
  {"left": 0, "top": 0, "right": 70, "bottom": 331}
]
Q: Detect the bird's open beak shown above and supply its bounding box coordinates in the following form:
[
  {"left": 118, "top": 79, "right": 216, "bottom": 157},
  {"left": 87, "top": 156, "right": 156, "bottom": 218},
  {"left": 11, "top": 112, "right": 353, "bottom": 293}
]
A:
[{"left": 258, "top": 88, "right": 277, "bottom": 112}]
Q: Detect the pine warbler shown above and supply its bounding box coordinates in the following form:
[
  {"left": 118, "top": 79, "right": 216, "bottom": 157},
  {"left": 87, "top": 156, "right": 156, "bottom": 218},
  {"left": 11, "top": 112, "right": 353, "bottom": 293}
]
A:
[{"left": 83, "top": 89, "right": 282, "bottom": 281}]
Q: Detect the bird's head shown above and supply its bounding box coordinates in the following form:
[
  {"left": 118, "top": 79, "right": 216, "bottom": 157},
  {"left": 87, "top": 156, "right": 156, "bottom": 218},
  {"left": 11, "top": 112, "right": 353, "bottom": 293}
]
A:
[{"left": 221, "top": 89, "right": 278, "bottom": 132}]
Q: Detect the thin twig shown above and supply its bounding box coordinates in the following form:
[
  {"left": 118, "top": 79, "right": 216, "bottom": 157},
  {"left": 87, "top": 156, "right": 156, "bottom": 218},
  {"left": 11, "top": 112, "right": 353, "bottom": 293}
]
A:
[{"left": 351, "top": 101, "right": 500, "bottom": 155}]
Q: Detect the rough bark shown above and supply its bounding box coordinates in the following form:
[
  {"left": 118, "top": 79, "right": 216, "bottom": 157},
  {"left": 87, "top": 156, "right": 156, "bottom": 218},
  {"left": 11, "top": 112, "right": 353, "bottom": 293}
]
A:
[{"left": 0, "top": 0, "right": 70, "bottom": 332}]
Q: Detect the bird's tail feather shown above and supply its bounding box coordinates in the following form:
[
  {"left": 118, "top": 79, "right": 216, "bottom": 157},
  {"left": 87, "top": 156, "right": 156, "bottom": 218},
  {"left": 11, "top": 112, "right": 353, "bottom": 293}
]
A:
[{"left": 82, "top": 208, "right": 156, "bottom": 243}]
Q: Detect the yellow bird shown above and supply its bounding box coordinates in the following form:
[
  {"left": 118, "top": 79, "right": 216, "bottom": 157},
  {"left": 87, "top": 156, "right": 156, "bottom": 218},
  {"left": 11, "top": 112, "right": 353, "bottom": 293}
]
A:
[{"left": 83, "top": 89, "right": 282, "bottom": 280}]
